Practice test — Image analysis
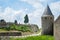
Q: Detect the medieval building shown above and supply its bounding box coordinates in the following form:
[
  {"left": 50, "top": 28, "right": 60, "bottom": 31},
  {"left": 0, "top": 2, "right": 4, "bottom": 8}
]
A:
[
  {"left": 41, "top": 5, "right": 60, "bottom": 40},
  {"left": 41, "top": 5, "right": 54, "bottom": 35}
]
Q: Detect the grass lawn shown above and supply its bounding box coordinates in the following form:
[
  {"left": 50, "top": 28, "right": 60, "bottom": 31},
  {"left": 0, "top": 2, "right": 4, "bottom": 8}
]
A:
[{"left": 10, "top": 35, "right": 54, "bottom": 40}]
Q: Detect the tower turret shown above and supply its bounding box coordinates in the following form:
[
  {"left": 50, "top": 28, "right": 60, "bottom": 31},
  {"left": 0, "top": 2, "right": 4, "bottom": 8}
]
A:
[{"left": 41, "top": 5, "right": 54, "bottom": 35}]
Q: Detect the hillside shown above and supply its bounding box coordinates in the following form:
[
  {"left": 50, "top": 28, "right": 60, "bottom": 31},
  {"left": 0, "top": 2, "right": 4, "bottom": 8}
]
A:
[{"left": 0, "top": 24, "right": 39, "bottom": 33}]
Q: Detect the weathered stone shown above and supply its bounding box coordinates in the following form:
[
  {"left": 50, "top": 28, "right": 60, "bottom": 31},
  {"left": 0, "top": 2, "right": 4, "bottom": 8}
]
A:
[
  {"left": 30, "top": 24, "right": 39, "bottom": 32},
  {"left": 54, "top": 15, "right": 60, "bottom": 40},
  {"left": 41, "top": 5, "right": 54, "bottom": 35}
]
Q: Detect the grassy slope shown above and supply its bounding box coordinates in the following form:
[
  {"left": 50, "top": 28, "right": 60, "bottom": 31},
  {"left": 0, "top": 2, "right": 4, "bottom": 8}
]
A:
[
  {"left": 0, "top": 24, "right": 31, "bottom": 32},
  {"left": 10, "top": 35, "right": 54, "bottom": 40},
  {"left": 0, "top": 24, "right": 39, "bottom": 33}
]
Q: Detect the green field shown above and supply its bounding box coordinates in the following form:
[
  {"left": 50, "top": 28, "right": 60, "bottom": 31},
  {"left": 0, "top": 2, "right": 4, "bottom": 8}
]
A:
[{"left": 10, "top": 35, "right": 54, "bottom": 40}]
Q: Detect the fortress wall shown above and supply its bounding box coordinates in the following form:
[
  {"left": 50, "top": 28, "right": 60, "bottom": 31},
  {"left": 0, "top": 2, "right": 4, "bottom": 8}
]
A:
[{"left": 54, "top": 21, "right": 60, "bottom": 40}]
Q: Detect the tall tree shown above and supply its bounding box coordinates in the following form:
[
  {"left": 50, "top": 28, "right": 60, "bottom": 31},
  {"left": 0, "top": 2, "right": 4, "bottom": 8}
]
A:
[
  {"left": 24, "top": 14, "right": 29, "bottom": 24},
  {"left": 14, "top": 20, "right": 17, "bottom": 24}
]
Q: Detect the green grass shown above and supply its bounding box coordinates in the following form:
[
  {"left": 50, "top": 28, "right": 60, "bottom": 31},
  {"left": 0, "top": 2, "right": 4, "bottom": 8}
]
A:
[{"left": 10, "top": 35, "right": 54, "bottom": 40}]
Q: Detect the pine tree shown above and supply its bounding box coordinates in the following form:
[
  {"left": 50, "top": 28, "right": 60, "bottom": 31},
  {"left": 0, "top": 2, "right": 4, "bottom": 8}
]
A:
[
  {"left": 15, "top": 20, "right": 17, "bottom": 24},
  {"left": 24, "top": 14, "right": 29, "bottom": 24}
]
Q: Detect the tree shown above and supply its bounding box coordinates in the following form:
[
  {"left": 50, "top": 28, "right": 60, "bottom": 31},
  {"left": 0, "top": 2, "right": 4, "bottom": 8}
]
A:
[
  {"left": 14, "top": 20, "right": 17, "bottom": 24},
  {"left": 24, "top": 14, "right": 29, "bottom": 24},
  {"left": 0, "top": 19, "right": 5, "bottom": 23}
]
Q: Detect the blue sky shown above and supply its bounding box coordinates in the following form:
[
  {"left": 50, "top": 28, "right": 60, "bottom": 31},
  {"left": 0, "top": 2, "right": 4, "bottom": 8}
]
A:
[{"left": 0, "top": 0, "right": 60, "bottom": 28}]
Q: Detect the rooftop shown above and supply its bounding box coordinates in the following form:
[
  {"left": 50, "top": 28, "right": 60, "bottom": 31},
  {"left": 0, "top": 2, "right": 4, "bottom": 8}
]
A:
[{"left": 42, "top": 5, "right": 53, "bottom": 16}]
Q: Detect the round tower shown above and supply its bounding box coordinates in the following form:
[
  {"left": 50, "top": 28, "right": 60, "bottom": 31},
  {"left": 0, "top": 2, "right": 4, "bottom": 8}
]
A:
[{"left": 41, "top": 5, "right": 54, "bottom": 35}]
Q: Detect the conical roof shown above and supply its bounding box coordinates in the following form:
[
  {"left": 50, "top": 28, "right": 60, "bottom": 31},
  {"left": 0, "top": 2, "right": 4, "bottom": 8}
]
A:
[{"left": 42, "top": 5, "right": 53, "bottom": 16}]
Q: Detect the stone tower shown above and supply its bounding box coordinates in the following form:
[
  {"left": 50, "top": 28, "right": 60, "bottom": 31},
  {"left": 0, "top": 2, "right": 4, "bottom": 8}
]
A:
[{"left": 41, "top": 5, "right": 54, "bottom": 35}]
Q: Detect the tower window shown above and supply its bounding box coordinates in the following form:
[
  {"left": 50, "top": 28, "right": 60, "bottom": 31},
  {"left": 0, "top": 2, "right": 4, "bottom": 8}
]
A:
[
  {"left": 45, "top": 17, "right": 47, "bottom": 19},
  {"left": 50, "top": 17, "right": 52, "bottom": 19}
]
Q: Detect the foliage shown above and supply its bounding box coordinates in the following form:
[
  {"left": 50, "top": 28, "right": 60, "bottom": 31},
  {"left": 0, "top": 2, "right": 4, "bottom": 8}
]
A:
[
  {"left": 14, "top": 20, "right": 17, "bottom": 24},
  {"left": 24, "top": 14, "right": 29, "bottom": 24},
  {"left": 10, "top": 35, "right": 54, "bottom": 40},
  {"left": 10, "top": 24, "right": 31, "bottom": 32},
  {"left": 0, "top": 24, "right": 31, "bottom": 32}
]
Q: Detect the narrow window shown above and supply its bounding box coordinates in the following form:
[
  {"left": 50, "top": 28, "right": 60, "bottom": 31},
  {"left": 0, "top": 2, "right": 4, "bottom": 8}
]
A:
[
  {"left": 45, "top": 17, "right": 47, "bottom": 19},
  {"left": 50, "top": 17, "right": 52, "bottom": 19}
]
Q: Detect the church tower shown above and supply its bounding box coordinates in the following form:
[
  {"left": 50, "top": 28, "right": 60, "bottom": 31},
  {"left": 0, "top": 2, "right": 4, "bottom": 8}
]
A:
[{"left": 41, "top": 5, "right": 54, "bottom": 35}]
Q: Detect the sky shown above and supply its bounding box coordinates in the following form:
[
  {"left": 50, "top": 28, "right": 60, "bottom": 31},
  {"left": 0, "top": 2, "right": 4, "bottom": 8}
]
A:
[{"left": 0, "top": 0, "right": 60, "bottom": 28}]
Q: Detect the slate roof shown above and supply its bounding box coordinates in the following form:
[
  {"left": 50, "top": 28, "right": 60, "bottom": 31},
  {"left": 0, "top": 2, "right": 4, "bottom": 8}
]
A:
[{"left": 42, "top": 5, "right": 53, "bottom": 16}]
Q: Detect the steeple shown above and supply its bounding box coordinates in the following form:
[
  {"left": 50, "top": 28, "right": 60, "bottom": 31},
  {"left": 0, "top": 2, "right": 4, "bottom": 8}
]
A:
[{"left": 42, "top": 5, "right": 53, "bottom": 16}]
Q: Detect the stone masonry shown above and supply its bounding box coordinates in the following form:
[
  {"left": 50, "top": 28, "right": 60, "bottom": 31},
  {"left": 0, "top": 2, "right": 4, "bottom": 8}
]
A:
[
  {"left": 54, "top": 15, "right": 60, "bottom": 40},
  {"left": 41, "top": 5, "right": 54, "bottom": 35}
]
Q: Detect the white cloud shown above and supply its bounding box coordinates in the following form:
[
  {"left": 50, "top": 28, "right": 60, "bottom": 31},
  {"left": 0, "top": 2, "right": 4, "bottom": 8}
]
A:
[
  {"left": 1, "top": 0, "right": 59, "bottom": 29},
  {"left": 20, "top": 0, "right": 43, "bottom": 9},
  {"left": 0, "top": 7, "right": 26, "bottom": 24},
  {"left": 20, "top": 0, "right": 60, "bottom": 28},
  {"left": 50, "top": 1, "right": 60, "bottom": 20},
  {"left": 0, "top": 0, "right": 50, "bottom": 28},
  {"left": 15, "top": 0, "right": 60, "bottom": 29},
  {"left": 20, "top": 0, "right": 44, "bottom": 28}
]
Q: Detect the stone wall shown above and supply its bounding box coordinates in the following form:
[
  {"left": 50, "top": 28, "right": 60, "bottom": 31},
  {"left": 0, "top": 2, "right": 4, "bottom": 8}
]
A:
[
  {"left": 0, "top": 32, "right": 22, "bottom": 36},
  {"left": 54, "top": 16, "right": 60, "bottom": 40},
  {"left": 41, "top": 16, "right": 54, "bottom": 35},
  {"left": 30, "top": 24, "right": 39, "bottom": 32}
]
